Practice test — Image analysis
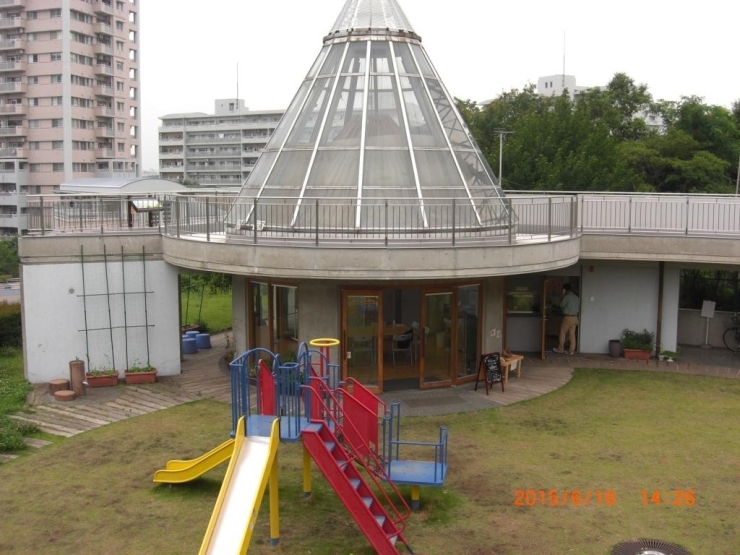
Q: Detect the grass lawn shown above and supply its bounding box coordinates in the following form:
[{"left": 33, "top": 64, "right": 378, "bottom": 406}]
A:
[
  {"left": 181, "top": 290, "right": 232, "bottom": 333},
  {"left": 0, "top": 369, "right": 738, "bottom": 554}
]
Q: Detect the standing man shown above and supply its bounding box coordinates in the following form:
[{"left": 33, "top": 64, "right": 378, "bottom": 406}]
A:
[{"left": 553, "top": 283, "right": 580, "bottom": 355}]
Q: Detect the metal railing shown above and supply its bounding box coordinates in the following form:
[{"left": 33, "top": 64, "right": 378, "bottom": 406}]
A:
[{"left": 24, "top": 192, "right": 740, "bottom": 246}]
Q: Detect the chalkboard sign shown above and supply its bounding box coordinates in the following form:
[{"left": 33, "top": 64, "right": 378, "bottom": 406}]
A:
[{"left": 474, "top": 352, "right": 504, "bottom": 394}]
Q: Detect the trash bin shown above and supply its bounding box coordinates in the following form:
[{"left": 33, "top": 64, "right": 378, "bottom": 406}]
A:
[{"left": 609, "top": 339, "right": 622, "bottom": 358}]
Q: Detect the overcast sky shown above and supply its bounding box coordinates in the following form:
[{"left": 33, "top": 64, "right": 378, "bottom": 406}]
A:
[{"left": 139, "top": 0, "right": 740, "bottom": 171}]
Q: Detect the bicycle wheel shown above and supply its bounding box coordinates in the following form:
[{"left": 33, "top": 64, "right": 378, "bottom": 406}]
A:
[{"left": 723, "top": 326, "right": 740, "bottom": 352}]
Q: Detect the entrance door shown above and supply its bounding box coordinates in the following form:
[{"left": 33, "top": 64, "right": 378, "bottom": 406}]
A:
[
  {"left": 343, "top": 291, "right": 382, "bottom": 392},
  {"left": 420, "top": 290, "right": 454, "bottom": 387}
]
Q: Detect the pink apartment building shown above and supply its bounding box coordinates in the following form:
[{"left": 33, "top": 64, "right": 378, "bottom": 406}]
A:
[{"left": 0, "top": 0, "right": 140, "bottom": 235}]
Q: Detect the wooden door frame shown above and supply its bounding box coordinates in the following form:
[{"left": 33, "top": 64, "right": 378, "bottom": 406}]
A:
[
  {"left": 341, "top": 288, "right": 384, "bottom": 393},
  {"left": 419, "top": 287, "right": 456, "bottom": 390}
]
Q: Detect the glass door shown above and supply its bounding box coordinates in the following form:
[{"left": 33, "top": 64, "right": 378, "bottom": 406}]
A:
[
  {"left": 343, "top": 291, "right": 382, "bottom": 391},
  {"left": 421, "top": 290, "right": 454, "bottom": 387}
]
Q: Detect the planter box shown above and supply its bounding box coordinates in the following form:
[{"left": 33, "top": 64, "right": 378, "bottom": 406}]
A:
[
  {"left": 623, "top": 348, "right": 651, "bottom": 360},
  {"left": 85, "top": 373, "right": 119, "bottom": 387},
  {"left": 124, "top": 370, "right": 157, "bottom": 384}
]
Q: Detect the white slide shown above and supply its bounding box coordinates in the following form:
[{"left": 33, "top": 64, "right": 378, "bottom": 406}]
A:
[{"left": 200, "top": 418, "right": 279, "bottom": 555}]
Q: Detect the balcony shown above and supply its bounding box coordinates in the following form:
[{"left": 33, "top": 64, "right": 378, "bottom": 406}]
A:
[
  {"left": 0, "top": 81, "right": 25, "bottom": 94},
  {"left": 0, "top": 39, "right": 21, "bottom": 51},
  {"left": 95, "top": 126, "right": 114, "bottom": 138},
  {"left": 94, "top": 43, "right": 114, "bottom": 56},
  {"left": 94, "top": 1, "right": 114, "bottom": 16},
  {"left": 93, "top": 22, "right": 113, "bottom": 36},
  {"left": 0, "top": 60, "right": 24, "bottom": 73},
  {"left": 0, "top": 0, "right": 26, "bottom": 9},
  {"left": 0, "top": 17, "right": 23, "bottom": 30},
  {"left": 95, "top": 106, "right": 114, "bottom": 118},
  {"left": 96, "top": 147, "right": 114, "bottom": 158},
  {"left": 0, "top": 125, "right": 24, "bottom": 136},
  {"left": 95, "top": 85, "right": 114, "bottom": 98},
  {"left": 0, "top": 104, "right": 24, "bottom": 115},
  {"left": 94, "top": 64, "right": 114, "bottom": 77},
  {"left": 0, "top": 147, "right": 24, "bottom": 157}
]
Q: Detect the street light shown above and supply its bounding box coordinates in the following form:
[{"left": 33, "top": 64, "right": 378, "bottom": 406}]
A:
[{"left": 493, "top": 128, "right": 513, "bottom": 186}]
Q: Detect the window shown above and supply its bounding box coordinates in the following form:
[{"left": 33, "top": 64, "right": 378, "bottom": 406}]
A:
[
  {"left": 26, "top": 11, "right": 37, "bottom": 20},
  {"left": 117, "top": 142, "right": 125, "bottom": 152},
  {"left": 116, "top": 21, "right": 124, "bottom": 31},
  {"left": 128, "top": 49, "right": 136, "bottom": 61},
  {"left": 53, "top": 163, "right": 64, "bottom": 172},
  {"left": 129, "top": 87, "right": 136, "bottom": 99},
  {"left": 116, "top": 40, "right": 124, "bottom": 51},
  {"left": 51, "top": 52, "right": 62, "bottom": 62},
  {"left": 52, "top": 119, "right": 63, "bottom": 128},
  {"left": 129, "top": 125, "right": 137, "bottom": 138},
  {"left": 116, "top": 60, "right": 123, "bottom": 71},
  {"left": 117, "top": 101, "right": 124, "bottom": 112},
  {"left": 51, "top": 97, "right": 63, "bottom": 106},
  {"left": 28, "top": 120, "right": 40, "bottom": 129},
  {"left": 129, "top": 106, "right": 136, "bottom": 118},
  {"left": 52, "top": 141, "right": 63, "bottom": 150},
  {"left": 128, "top": 30, "right": 136, "bottom": 42},
  {"left": 28, "top": 98, "right": 39, "bottom": 107},
  {"left": 29, "top": 164, "right": 41, "bottom": 173},
  {"left": 117, "top": 122, "right": 124, "bottom": 132},
  {"left": 28, "top": 76, "right": 38, "bottom": 85},
  {"left": 128, "top": 68, "right": 136, "bottom": 80},
  {"left": 26, "top": 32, "right": 36, "bottom": 41},
  {"left": 51, "top": 74, "right": 63, "bottom": 83},
  {"left": 50, "top": 9, "right": 62, "bottom": 18},
  {"left": 28, "top": 141, "right": 40, "bottom": 150},
  {"left": 128, "top": 11, "right": 136, "bottom": 23},
  {"left": 27, "top": 54, "right": 38, "bottom": 63},
  {"left": 116, "top": 81, "right": 124, "bottom": 91}
]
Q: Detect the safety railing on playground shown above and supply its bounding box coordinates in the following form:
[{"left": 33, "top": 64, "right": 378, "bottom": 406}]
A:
[
  {"left": 303, "top": 378, "right": 412, "bottom": 530},
  {"left": 383, "top": 402, "right": 449, "bottom": 485}
]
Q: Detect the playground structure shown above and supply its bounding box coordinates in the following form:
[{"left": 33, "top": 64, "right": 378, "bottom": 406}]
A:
[{"left": 154, "top": 338, "right": 448, "bottom": 554}]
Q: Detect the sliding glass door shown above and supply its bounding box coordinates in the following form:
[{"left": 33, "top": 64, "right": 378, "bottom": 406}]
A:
[
  {"left": 421, "top": 290, "right": 453, "bottom": 387},
  {"left": 343, "top": 291, "right": 382, "bottom": 391}
]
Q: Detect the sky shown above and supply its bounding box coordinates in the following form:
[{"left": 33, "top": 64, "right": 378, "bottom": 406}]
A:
[{"left": 139, "top": 0, "right": 740, "bottom": 172}]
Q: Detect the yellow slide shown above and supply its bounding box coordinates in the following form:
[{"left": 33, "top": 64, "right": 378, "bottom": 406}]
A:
[
  {"left": 199, "top": 417, "right": 280, "bottom": 555},
  {"left": 153, "top": 439, "right": 235, "bottom": 484}
]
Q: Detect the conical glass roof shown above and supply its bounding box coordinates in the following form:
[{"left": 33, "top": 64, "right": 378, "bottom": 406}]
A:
[{"left": 237, "top": 0, "right": 506, "bottom": 231}]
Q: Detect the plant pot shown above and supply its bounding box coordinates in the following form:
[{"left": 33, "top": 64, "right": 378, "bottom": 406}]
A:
[
  {"left": 85, "top": 373, "right": 119, "bottom": 387},
  {"left": 124, "top": 369, "right": 157, "bottom": 384},
  {"left": 623, "top": 348, "right": 651, "bottom": 360},
  {"left": 608, "top": 339, "right": 622, "bottom": 358}
]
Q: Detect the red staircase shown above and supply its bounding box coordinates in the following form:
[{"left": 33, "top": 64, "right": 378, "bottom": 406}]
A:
[{"left": 302, "top": 381, "right": 413, "bottom": 554}]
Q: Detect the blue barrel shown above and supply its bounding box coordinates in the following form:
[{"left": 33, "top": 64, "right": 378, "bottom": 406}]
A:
[
  {"left": 182, "top": 337, "right": 197, "bottom": 354},
  {"left": 195, "top": 333, "right": 211, "bottom": 349},
  {"left": 185, "top": 330, "right": 199, "bottom": 338}
]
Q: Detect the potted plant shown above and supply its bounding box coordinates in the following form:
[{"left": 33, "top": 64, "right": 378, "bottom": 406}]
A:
[
  {"left": 621, "top": 328, "right": 654, "bottom": 360},
  {"left": 85, "top": 368, "right": 119, "bottom": 387},
  {"left": 659, "top": 350, "right": 680, "bottom": 362},
  {"left": 124, "top": 360, "right": 157, "bottom": 384}
]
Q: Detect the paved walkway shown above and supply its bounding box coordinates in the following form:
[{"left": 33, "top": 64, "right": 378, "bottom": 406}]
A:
[{"left": 10, "top": 332, "right": 739, "bottom": 438}]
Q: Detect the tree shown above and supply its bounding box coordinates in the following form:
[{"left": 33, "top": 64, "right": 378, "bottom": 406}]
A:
[{"left": 0, "top": 237, "right": 19, "bottom": 278}]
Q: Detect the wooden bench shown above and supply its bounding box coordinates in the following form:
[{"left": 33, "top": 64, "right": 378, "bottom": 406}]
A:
[{"left": 500, "top": 354, "right": 524, "bottom": 384}]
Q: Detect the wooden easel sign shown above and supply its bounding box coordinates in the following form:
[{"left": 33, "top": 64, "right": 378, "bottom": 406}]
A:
[{"left": 474, "top": 352, "right": 504, "bottom": 394}]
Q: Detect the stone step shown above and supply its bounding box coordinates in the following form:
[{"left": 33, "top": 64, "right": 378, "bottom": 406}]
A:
[
  {"left": 8, "top": 415, "right": 80, "bottom": 437},
  {"left": 34, "top": 404, "right": 112, "bottom": 427},
  {"left": 23, "top": 438, "right": 52, "bottom": 449},
  {"left": 1, "top": 453, "right": 19, "bottom": 463}
]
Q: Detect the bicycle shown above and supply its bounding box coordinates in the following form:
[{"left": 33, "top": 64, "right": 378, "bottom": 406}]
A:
[{"left": 722, "top": 313, "right": 740, "bottom": 352}]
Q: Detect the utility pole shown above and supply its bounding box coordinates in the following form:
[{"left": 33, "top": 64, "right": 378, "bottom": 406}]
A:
[{"left": 493, "top": 129, "right": 513, "bottom": 186}]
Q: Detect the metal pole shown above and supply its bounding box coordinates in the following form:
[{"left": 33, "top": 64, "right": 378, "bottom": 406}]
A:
[
  {"left": 499, "top": 133, "right": 503, "bottom": 185},
  {"left": 205, "top": 197, "right": 210, "bottom": 242},
  {"left": 735, "top": 153, "right": 739, "bottom": 196},
  {"left": 121, "top": 246, "right": 129, "bottom": 371}
]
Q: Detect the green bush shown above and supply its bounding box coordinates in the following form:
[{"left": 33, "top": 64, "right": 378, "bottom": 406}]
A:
[
  {"left": 0, "top": 302, "right": 21, "bottom": 347},
  {"left": 0, "top": 415, "right": 36, "bottom": 452},
  {"left": 621, "top": 328, "right": 655, "bottom": 351}
]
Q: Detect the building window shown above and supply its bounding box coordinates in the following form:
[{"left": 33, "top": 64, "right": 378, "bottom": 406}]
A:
[
  {"left": 26, "top": 11, "right": 37, "bottom": 20},
  {"left": 128, "top": 68, "right": 136, "bottom": 80},
  {"left": 50, "top": 9, "right": 62, "bottom": 18},
  {"left": 28, "top": 98, "right": 39, "bottom": 107},
  {"left": 28, "top": 76, "right": 38, "bottom": 85},
  {"left": 129, "top": 125, "right": 137, "bottom": 137},
  {"left": 117, "top": 101, "right": 124, "bottom": 112},
  {"left": 129, "top": 106, "right": 136, "bottom": 118},
  {"left": 28, "top": 141, "right": 40, "bottom": 150},
  {"left": 116, "top": 21, "right": 124, "bottom": 31},
  {"left": 128, "top": 11, "right": 136, "bottom": 23},
  {"left": 51, "top": 74, "right": 63, "bottom": 84},
  {"left": 27, "top": 54, "right": 38, "bottom": 63},
  {"left": 116, "top": 60, "right": 124, "bottom": 71},
  {"left": 51, "top": 97, "right": 62, "bottom": 106},
  {"left": 29, "top": 164, "right": 41, "bottom": 173},
  {"left": 117, "top": 142, "right": 125, "bottom": 152},
  {"left": 28, "top": 120, "right": 40, "bottom": 129},
  {"left": 117, "top": 122, "right": 124, "bottom": 132},
  {"left": 52, "top": 119, "right": 63, "bottom": 128},
  {"left": 128, "top": 49, "right": 136, "bottom": 61},
  {"left": 51, "top": 52, "right": 62, "bottom": 62},
  {"left": 53, "top": 163, "right": 64, "bottom": 172},
  {"left": 52, "top": 141, "right": 63, "bottom": 149},
  {"left": 129, "top": 87, "right": 137, "bottom": 99},
  {"left": 128, "top": 30, "right": 136, "bottom": 42}
]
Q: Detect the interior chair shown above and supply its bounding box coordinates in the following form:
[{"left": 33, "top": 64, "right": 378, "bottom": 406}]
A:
[
  {"left": 391, "top": 331, "right": 414, "bottom": 366},
  {"left": 350, "top": 336, "right": 375, "bottom": 366}
]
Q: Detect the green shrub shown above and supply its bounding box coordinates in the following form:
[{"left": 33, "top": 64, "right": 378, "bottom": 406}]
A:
[
  {"left": 0, "top": 415, "right": 38, "bottom": 452},
  {"left": 621, "top": 328, "right": 655, "bottom": 351},
  {"left": 0, "top": 302, "right": 21, "bottom": 347}
]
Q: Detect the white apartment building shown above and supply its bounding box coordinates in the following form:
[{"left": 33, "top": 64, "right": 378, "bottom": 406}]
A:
[
  {"left": 0, "top": 0, "right": 141, "bottom": 236},
  {"left": 158, "top": 99, "right": 284, "bottom": 188}
]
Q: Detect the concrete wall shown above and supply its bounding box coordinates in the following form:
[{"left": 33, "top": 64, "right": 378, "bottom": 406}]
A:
[
  {"left": 22, "top": 258, "right": 180, "bottom": 383},
  {"left": 580, "top": 262, "right": 660, "bottom": 354},
  {"left": 296, "top": 280, "right": 341, "bottom": 362},
  {"left": 232, "top": 275, "right": 248, "bottom": 355},
  {"left": 660, "top": 266, "right": 680, "bottom": 352},
  {"left": 678, "top": 309, "right": 736, "bottom": 347}
]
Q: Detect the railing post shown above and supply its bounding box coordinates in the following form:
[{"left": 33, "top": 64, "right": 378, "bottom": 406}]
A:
[
  {"left": 78, "top": 199, "right": 83, "bottom": 231},
  {"left": 40, "top": 196, "right": 45, "bottom": 235},
  {"left": 507, "top": 199, "right": 512, "bottom": 244},
  {"left": 451, "top": 198, "right": 456, "bottom": 246},
  {"left": 315, "top": 199, "right": 319, "bottom": 246},
  {"left": 99, "top": 196, "right": 103, "bottom": 234},
  {"left": 205, "top": 197, "right": 210, "bottom": 242},
  {"left": 547, "top": 197, "right": 552, "bottom": 241},
  {"left": 384, "top": 200, "right": 389, "bottom": 247},
  {"left": 175, "top": 197, "right": 180, "bottom": 238},
  {"left": 253, "top": 198, "right": 258, "bottom": 245},
  {"left": 685, "top": 197, "right": 689, "bottom": 235},
  {"left": 628, "top": 196, "right": 632, "bottom": 234},
  {"left": 579, "top": 196, "right": 584, "bottom": 234}
]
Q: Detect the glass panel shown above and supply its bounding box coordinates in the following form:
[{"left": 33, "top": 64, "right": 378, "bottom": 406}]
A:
[
  {"left": 319, "top": 75, "right": 365, "bottom": 147},
  {"left": 393, "top": 42, "right": 417, "bottom": 75},
  {"left": 264, "top": 150, "right": 312, "bottom": 194},
  {"left": 306, "top": 45, "right": 330, "bottom": 79},
  {"left": 414, "top": 150, "right": 465, "bottom": 196},
  {"left": 400, "top": 76, "right": 446, "bottom": 147},
  {"left": 273, "top": 285, "right": 298, "bottom": 361},
  {"left": 305, "top": 150, "right": 360, "bottom": 198},
  {"left": 252, "top": 282, "right": 270, "bottom": 352},
  {"left": 267, "top": 81, "right": 311, "bottom": 150},
  {"left": 346, "top": 294, "right": 380, "bottom": 388},
  {"left": 362, "top": 149, "right": 414, "bottom": 197},
  {"left": 424, "top": 292, "right": 452, "bottom": 383},
  {"left": 426, "top": 79, "right": 471, "bottom": 148},
  {"left": 455, "top": 150, "right": 498, "bottom": 196},
  {"left": 239, "top": 151, "right": 276, "bottom": 195},
  {"left": 366, "top": 75, "right": 407, "bottom": 147},
  {"left": 370, "top": 41, "right": 393, "bottom": 73},
  {"left": 410, "top": 44, "right": 434, "bottom": 77},
  {"left": 285, "top": 78, "right": 333, "bottom": 148},
  {"left": 318, "top": 43, "right": 345, "bottom": 77},
  {"left": 457, "top": 285, "right": 479, "bottom": 379},
  {"left": 341, "top": 41, "right": 367, "bottom": 74}
]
